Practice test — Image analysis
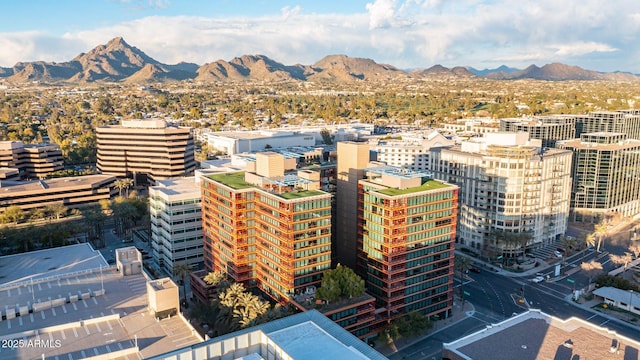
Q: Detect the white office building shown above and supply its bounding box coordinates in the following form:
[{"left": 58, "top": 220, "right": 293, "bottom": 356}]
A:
[
  {"left": 149, "top": 177, "right": 203, "bottom": 277},
  {"left": 430, "top": 132, "right": 573, "bottom": 258}
]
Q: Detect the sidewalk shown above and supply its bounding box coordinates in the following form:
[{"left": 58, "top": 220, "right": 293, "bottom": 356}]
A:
[
  {"left": 377, "top": 298, "right": 475, "bottom": 357},
  {"left": 567, "top": 292, "right": 640, "bottom": 329}
]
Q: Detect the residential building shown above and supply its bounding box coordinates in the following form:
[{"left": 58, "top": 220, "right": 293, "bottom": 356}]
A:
[
  {"left": 574, "top": 110, "right": 640, "bottom": 139},
  {"left": 499, "top": 115, "right": 576, "bottom": 147},
  {"left": 442, "top": 309, "right": 640, "bottom": 360},
  {"left": 370, "top": 130, "right": 454, "bottom": 171},
  {"left": 200, "top": 152, "right": 332, "bottom": 303},
  {"left": 0, "top": 141, "right": 63, "bottom": 179},
  {"left": 149, "top": 177, "right": 204, "bottom": 277},
  {"left": 441, "top": 117, "right": 500, "bottom": 135},
  {"left": 558, "top": 133, "right": 640, "bottom": 221},
  {"left": 0, "top": 175, "right": 117, "bottom": 214},
  {"left": 96, "top": 119, "right": 196, "bottom": 183},
  {"left": 336, "top": 141, "right": 371, "bottom": 269},
  {"left": 358, "top": 166, "right": 458, "bottom": 321},
  {"left": 431, "top": 132, "right": 572, "bottom": 257}
]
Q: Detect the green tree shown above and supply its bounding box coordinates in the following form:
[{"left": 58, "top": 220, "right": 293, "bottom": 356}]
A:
[
  {"left": 581, "top": 260, "right": 603, "bottom": 288},
  {"left": 316, "top": 264, "right": 365, "bottom": 303},
  {"left": 173, "top": 262, "right": 192, "bottom": 306},
  {"left": 3, "top": 205, "right": 24, "bottom": 224},
  {"left": 45, "top": 202, "right": 68, "bottom": 220},
  {"left": 320, "top": 128, "right": 333, "bottom": 145}
]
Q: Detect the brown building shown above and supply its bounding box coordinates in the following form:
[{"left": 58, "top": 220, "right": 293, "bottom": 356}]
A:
[
  {"left": 200, "top": 152, "right": 332, "bottom": 303},
  {"left": 0, "top": 174, "right": 117, "bottom": 213},
  {"left": 96, "top": 119, "right": 196, "bottom": 183},
  {"left": 0, "top": 141, "right": 63, "bottom": 179}
]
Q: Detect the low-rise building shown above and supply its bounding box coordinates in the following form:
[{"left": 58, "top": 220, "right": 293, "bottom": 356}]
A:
[{"left": 0, "top": 174, "right": 117, "bottom": 214}]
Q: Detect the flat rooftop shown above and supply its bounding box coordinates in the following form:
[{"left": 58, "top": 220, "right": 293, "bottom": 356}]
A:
[
  {"left": 0, "top": 245, "right": 202, "bottom": 360},
  {"left": 443, "top": 310, "right": 640, "bottom": 360},
  {"left": 151, "top": 309, "right": 388, "bottom": 360},
  {"left": 0, "top": 243, "right": 107, "bottom": 287},
  {"left": 0, "top": 175, "right": 113, "bottom": 193}
]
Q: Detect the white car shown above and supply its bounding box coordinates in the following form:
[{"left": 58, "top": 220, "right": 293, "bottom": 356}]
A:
[
  {"left": 554, "top": 250, "right": 563, "bottom": 258},
  {"left": 531, "top": 276, "right": 545, "bottom": 283}
]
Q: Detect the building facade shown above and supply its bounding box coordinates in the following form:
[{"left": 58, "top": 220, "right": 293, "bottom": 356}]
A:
[
  {"left": 371, "top": 130, "right": 454, "bottom": 171},
  {"left": 0, "top": 175, "right": 117, "bottom": 214},
  {"left": 558, "top": 132, "right": 640, "bottom": 221},
  {"left": 336, "top": 142, "right": 371, "bottom": 269},
  {"left": 96, "top": 119, "right": 196, "bottom": 183},
  {"left": 0, "top": 141, "right": 63, "bottom": 179},
  {"left": 357, "top": 166, "right": 458, "bottom": 321},
  {"left": 499, "top": 115, "right": 576, "bottom": 148},
  {"left": 574, "top": 110, "right": 640, "bottom": 139},
  {"left": 431, "top": 132, "right": 572, "bottom": 257},
  {"left": 200, "top": 153, "right": 332, "bottom": 303},
  {"left": 149, "top": 177, "right": 204, "bottom": 277}
]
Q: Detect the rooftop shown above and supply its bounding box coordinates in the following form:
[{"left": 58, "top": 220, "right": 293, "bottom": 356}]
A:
[
  {"left": 376, "top": 179, "right": 451, "bottom": 196},
  {"left": 278, "top": 189, "right": 326, "bottom": 199},
  {"left": 0, "top": 244, "right": 202, "bottom": 360},
  {"left": 443, "top": 309, "right": 640, "bottom": 360},
  {"left": 207, "top": 171, "right": 253, "bottom": 189},
  {"left": 149, "top": 310, "right": 388, "bottom": 360},
  {"left": 0, "top": 175, "right": 114, "bottom": 194}
]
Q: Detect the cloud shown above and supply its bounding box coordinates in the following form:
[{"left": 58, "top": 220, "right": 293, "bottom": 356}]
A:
[{"left": 0, "top": 0, "right": 638, "bottom": 72}]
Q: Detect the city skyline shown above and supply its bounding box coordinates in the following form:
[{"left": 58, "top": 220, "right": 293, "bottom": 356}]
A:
[{"left": 1, "top": 0, "right": 639, "bottom": 73}]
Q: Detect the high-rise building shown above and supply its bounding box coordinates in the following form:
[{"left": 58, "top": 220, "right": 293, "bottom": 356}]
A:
[
  {"left": 357, "top": 166, "right": 458, "bottom": 320},
  {"left": 96, "top": 119, "right": 196, "bottom": 183},
  {"left": 431, "top": 132, "right": 572, "bottom": 257},
  {"left": 574, "top": 110, "right": 640, "bottom": 140},
  {"left": 370, "top": 130, "right": 454, "bottom": 171},
  {"left": 558, "top": 132, "right": 640, "bottom": 221},
  {"left": 336, "top": 142, "right": 371, "bottom": 269},
  {"left": 499, "top": 115, "right": 576, "bottom": 148},
  {"left": 149, "top": 177, "right": 204, "bottom": 277},
  {"left": 200, "top": 152, "right": 332, "bottom": 303}
]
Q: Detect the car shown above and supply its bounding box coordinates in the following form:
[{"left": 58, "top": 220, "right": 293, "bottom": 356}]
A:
[
  {"left": 554, "top": 250, "right": 563, "bottom": 258},
  {"left": 531, "top": 276, "right": 545, "bottom": 283},
  {"left": 469, "top": 267, "right": 481, "bottom": 273}
]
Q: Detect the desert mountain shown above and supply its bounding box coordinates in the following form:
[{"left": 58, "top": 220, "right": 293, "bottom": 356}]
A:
[
  {"left": 484, "top": 63, "right": 639, "bottom": 81},
  {"left": 307, "top": 55, "right": 404, "bottom": 82},
  {"left": 196, "top": 55, "right": 307, "bottom": 82},
  {"left": 0, "top": 37, "right": 638, "bottom": 83}
]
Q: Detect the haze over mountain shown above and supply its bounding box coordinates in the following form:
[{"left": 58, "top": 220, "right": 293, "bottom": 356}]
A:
[{"left": 0, "top": 38, "right": 637, "bottom": 84}]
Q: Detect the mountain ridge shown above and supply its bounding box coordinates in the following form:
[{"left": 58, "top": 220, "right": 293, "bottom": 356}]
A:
[{"left": 0, "top": 37, "right": 637, "bottom": 83}]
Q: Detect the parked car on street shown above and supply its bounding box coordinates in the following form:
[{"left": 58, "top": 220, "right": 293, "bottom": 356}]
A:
[{"left": 531, "top": 276, "right": 545, "bottom": 283}]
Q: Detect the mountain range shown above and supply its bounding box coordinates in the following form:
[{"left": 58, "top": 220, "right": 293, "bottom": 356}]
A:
[{"left": 0, "top": 37, "right": 637, "bottom": 84}]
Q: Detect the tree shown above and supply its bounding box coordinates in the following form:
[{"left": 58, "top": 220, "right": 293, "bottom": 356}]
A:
[
  {"left": 628, "top": 244, "right": 640, "bottom": 260},
  {"left": 593, "top": 222, "right": 608, "bottom": 253},
  {"left": 581, "top": 260, "right": 603, "bottom": 288},
  {"left": 45, "top": 202, "right": 68, "bottom": 220},
  {"left": 316, "top": 264, "right": 365, "bottom": 303},
  {"left": 3, "top": 205, "right": 24, "bottom": 224},
  {"left": 320, "top": 128, "right": 333, "bottom": 145},
  {"left": 114, "top": 178, "right": 134, "bottom": 197},
  {"left": 609, "top": 253, "right": 632, "bottom": 272},
  {"left": 173, "top": 262, "right": 192, "bottom": 307}
]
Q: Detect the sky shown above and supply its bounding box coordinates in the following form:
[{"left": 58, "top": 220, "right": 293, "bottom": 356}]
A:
[{"left": 1, "top": 0, "right": 639, "bottom": 73}]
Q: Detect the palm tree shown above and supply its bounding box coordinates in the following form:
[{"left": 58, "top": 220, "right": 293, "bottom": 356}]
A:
[
  {"left": 609, "top": 253, "right": 632, "bottom": 272},
  {"left": 593, "top": 222, "right": 608, "bottom": 253},
  {"left": 114, "top": 178, "right": 134, "bottom": 197},
  {"left": 581, "top": 260, "right": 603, "bottom": 289},
  {"left": 173, "top": 262, "right": 192, "bottom": 307}
]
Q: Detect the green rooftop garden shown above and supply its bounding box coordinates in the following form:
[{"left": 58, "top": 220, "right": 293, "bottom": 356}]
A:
[
  {"left": 377, "top": 179, "right": 450, "bottom": 196},
  {"left": 278, "top": 189, "right": 325, "bottom": 199},
  {"left": 207, "top": 172, "right": 253, "bottom": 189}
]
